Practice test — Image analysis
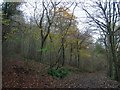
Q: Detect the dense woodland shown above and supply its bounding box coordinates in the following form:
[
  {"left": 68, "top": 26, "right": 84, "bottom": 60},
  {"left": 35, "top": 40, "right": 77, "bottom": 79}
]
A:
[{"left": 1, "top": 0, "right": 120, "bottom": 88}]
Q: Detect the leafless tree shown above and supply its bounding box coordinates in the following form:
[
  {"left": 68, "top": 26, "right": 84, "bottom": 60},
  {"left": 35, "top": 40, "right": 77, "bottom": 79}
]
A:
[
  {"left": 32, "top": 0, "right": 61, "bottom": 61},
  {"left": 82, "top": 0, "right": 120, "bottom": 81}
]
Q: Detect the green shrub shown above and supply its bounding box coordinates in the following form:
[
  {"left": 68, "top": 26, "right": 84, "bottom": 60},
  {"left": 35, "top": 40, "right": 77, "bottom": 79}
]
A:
[{"left": 48, "top": 68, "right": 70, "bottom": 79}]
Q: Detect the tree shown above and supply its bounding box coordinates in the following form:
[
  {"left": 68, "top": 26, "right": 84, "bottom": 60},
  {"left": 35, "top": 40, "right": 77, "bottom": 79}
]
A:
[
  {"left": 65, "top": 24, "right": 78, "bottom": 65},
  {"left": 75, "top": 31, "right": 92, "bottom": 68},
  {"left": 32, "top": 1, "right": 61, "bottom": 61},
  {"left": 82, "top": 0, "right": 120, "bottom": 81},
  {"left": 2, "top": 1, "right": 22, "bottom": 41},
  {"left": 50, "top": 4, "right": 77, "bottom": 69}
]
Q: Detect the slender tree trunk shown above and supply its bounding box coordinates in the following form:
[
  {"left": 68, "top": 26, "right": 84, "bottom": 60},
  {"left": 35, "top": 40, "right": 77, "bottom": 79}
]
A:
[
  {"left": 61, "top": 38, "right": 65, "bottom": 66},
  {"left": 49, "top": 48, "right": 52, "bottom": 68},
  {"left": 108, "top": 57, "right": 113, "bottom": 77},
  {"left": 49, "top": 41, "right": 53, "bottom": 68},
  {"left": 69, "top": 43, "right": 73, "bottom": 65},
  {"left": 77, "top": 41, "right": 80, "bottom": 68},
  {"left": 39, "top": 39, "right": 44, "bottom": 62},
  {"left": 77, "top": 51, "right": 80, "bottom": 68}
]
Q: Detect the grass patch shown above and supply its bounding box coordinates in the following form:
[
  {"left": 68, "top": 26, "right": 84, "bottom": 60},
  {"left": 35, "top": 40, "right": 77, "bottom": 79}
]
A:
[{"left": 48, "top": 68, "right": 70, "bottom": 79}]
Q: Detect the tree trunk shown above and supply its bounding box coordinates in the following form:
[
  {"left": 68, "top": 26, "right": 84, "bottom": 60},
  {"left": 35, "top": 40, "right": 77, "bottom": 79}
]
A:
[
  {"left": 39, "top": 39, "right": 44, "bottom": 62},
  {"left": 107, "top": 33, "right": 119, "bottom": 81},
  {"left": 61, "top": 38, "right": 65, "bottom": 66},
  {"left": 77, "top": 41, "right": 80, "bottom": 68},
  {"left": 69, "top": 43, "right": 73, "bottom": 65}
]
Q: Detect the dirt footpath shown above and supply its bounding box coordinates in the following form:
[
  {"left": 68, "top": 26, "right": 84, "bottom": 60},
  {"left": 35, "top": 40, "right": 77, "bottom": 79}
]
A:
[
  {"left": 52, "top": 71, "right": 120, "bottom": 88},
  {"left": 2, "top": 58, "right": 120, "bottom": 88}
]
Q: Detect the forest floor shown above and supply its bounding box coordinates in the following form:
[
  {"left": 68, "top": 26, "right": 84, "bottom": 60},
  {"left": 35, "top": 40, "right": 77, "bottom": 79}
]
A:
[{"left": 2, "top": 56, "right": 120, "bottom": 88}]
